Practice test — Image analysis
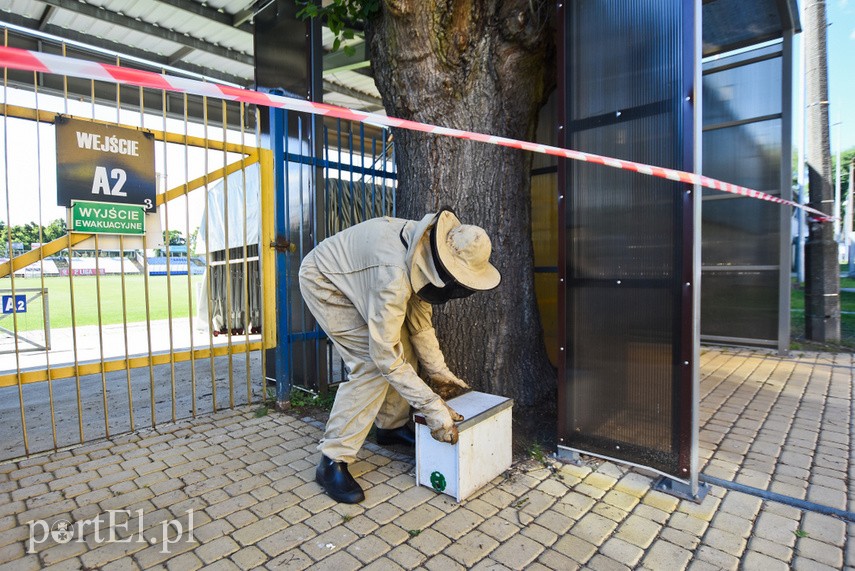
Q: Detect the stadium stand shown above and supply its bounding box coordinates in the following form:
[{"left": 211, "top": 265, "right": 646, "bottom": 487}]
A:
[{"left": 147, "top": 257, "right": 206, "bottom": 276}]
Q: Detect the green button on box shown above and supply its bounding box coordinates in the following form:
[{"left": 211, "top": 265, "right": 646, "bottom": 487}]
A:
[{"left": 71, "top": 200, "right": 146, "bottom": 236}]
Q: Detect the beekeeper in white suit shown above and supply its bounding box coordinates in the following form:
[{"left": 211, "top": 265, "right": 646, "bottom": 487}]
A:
[{"left": 298, "top": 208, "right": 501, "bottom": 504}]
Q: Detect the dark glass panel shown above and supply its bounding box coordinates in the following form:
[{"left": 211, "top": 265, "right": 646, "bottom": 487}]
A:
[
  {"left": 703, "top": 119, "right": 783, "bottom": 194},
  {"left": 703, "top": 57, "right": 782, "bottom": 125},
  {"left": 701, "top": 50, "right": 784, "bottom": 346},
  {"left": 703, "top": 0, "right": 783, "bottom": 56},
  {"left": 569, "top": 287, "right": 676, "bottom": 474},
  {"left": 701, "top": 270, "right": 779, "bottom": 341},
  {"left": 703, "top": 196, "right": 781, "bottom": 266}
]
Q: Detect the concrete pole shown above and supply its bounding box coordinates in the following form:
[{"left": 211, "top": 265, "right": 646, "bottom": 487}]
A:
[{"left": 804, "top": 0, "right": 841, "bottom": 342}]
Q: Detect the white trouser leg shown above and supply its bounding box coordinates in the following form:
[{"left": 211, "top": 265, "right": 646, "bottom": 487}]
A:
[{"left": 299, "top": 253, "right": 409, "bottom": 463}]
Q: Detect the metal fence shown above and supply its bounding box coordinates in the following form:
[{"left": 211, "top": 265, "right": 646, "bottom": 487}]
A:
[
  {"left": 0, "top": 26, "right": 399, "bottom": 459},
  {"left": 274, "top": 110, "right": 397, "bottom": 399},
  {"left": 0, "top": 27, "right": 275, "bottom": 460}
]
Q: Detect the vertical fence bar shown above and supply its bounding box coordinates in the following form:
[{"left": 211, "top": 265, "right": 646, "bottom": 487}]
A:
[
  {"left": 63, "top": 43, "right": 85, "bottom": 446},
  {"left": 203, "top": 96, "right": 217, "bottom": 412},
  {"left": 222, "top": 100, "right": 235, "bottom": 409},
  {"left": 371, "top": 136, "right": 378, "bottom": 218},
  {"left": 337, "top": 118, "right": 344, "bottom": 230},
  {"left": 348, "top": 127, "right": 355, "bottom": 226},
  {"left": 93, "top": 234, "right": 110, "bottom": 437},
  {"left": 297, "top": 117, "right": 316, "bottom": 394},
  {"left": 2, "top": 29, "right": 28, "bottom": 454},
  {"left": 255, "top": 141, "right": 272, "bottom": 400},
  {"left": 258, "top": 108, "right": 269, "bottom": 402},
  {"left": 359, "top": 122, "right": 367, "bottom": 222},
  {"left": 32, "top": 68, "right": 58, "bottom": 450},
  {"left": 296, "top": 116, "right": 308, "bottom": 388},
  {"left": 141, "top": 229, "right": 156, "bottom": 427},
  {"left": 162, "top": 77, "right": 177, "bottom": 423},
  {"left": 183, "top": 94, "right": 198, "bottom": 418},
  {"left": 240, "top": 103, "right": 252, "bottom": 405},
  {"left": 119, "top": 234, "right": 135, "bottom": 431},
  {"left": 390, "top": 134, "right": 396, "bottom": 217},
  {"left": 381, "top": 129, "right": 388, "bottom": 217},
  {"left": 284, "top": 112, "right": 294, "bottom": 395},
  {"left": 272, "top": 107, "right": 290, "bottom": 405}
]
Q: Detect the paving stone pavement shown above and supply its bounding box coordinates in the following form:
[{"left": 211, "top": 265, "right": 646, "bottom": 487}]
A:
[{"left": 0, "top": 346, "right": 852, "bottom": 570}]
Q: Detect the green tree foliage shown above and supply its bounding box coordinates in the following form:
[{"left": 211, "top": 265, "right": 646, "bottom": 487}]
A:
[
  {"left": 833, "top": 147, "right": 855, "bottom": 199},
  {"left": 0, "top": 218, "right": 67, "bottom": 254},
  {"left": 188, "top": 228, "right": 199, "bottom": 256},
  {"left": 163, "top": 230, "right": 186, "bottom": 246},
  {"left": 296, "top": 0, "right": 379, "bottom": 54}
]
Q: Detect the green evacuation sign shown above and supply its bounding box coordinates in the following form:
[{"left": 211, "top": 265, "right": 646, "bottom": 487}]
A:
[{"left": 71, "top": 201, "right": 145, "bottom": 235}]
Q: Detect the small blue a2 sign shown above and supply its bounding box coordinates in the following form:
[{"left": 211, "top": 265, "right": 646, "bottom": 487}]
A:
[{"left": 2, "top": 295, "right": 27, "bottom": 314}]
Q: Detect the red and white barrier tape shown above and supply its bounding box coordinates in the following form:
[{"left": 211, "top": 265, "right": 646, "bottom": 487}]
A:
[{"left": 0, "top": 46, "right": 831, "bottom": 222}]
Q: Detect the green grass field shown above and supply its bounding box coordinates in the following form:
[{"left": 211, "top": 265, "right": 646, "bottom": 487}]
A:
[
  {"left": 0, "top": 275, "right": 204, "bottom": 331},
  {"left": 791, "top": 278, "right": 855, "bottom": 349},
  {"left": 3, "top": 272, "right": 853, "bottom": 349}
]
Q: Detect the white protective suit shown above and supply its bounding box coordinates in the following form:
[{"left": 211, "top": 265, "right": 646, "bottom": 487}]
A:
[{"left": 298, "top": 213, "right": 464, "bottom": 464}]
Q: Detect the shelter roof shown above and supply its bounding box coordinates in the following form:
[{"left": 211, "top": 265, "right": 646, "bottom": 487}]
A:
[
  {"left": 703, "top": 0, "right": 800, "bottom": 57},
  {"left": 0, "top": 0, "right": 801, "bottom": 112}
]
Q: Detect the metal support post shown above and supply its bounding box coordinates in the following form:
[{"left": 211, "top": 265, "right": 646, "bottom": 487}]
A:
[{"left": 270, "top": 106, "right": 292, "bottom": 408}]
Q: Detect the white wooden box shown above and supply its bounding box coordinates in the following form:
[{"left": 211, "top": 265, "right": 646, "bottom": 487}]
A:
[{"left": 414, "top": 391, "right": 513, "bottom": 502}]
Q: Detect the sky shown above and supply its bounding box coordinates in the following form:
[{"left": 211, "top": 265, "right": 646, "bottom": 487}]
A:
[{"left": 825, "top": 0, "right": 855, "bottom": 152}]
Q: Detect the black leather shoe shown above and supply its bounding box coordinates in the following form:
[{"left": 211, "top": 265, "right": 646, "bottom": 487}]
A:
[
  {"left": 376, "top": 425, "right": 416, "bottom": 447},
  {"left": 315, "top": 455, "right": 364, "bottom": 504}
]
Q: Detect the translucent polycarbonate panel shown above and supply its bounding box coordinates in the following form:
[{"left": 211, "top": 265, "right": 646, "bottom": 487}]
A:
[
  {"left": 570, "top": 119, "right": 677, "bottom": 280},
  {"left": 701, "top": 45, "right": 786, "bottom": 347},
  {"left": 701, "top": 270, "right": 779, "bottom": 341},
  {"left": 703, "top": 119, "right": 783, "bottom": 194},
  {"left": 703, "top": 196, "right": 780, "bottom": 266},
  {"left": 567, "top": 287, "right": 678, "bottom": 474},
  {"left": 703, "top": 56, "right": 782, "bottom": 125},
  {"left": 560, "top": 0, "right": 695, "bottom": 479},
  {"left": 702, "top": 0, "right": 784, "bottom": 56}
]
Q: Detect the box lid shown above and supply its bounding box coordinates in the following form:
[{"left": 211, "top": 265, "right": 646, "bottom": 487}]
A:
[{"left": 414, "top": 391, "right": 513, "bottom": 431}]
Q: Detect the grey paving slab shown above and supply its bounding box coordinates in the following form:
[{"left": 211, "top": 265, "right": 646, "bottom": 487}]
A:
[{"left": 0, "top": 346, "right": 849, "bottom": 570}]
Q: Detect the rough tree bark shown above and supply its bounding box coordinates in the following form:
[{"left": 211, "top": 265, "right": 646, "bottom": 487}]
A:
[
  {"left": 804, "top": 0, "right": 840, "bottom": 342},
  {"left": 365, "top": 1, "right": 556, "bottom": 407}
]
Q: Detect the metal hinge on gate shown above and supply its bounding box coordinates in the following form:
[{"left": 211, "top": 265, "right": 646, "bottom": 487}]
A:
[{"left": 271, "top": 236, "right": 297, "bottom": 253}]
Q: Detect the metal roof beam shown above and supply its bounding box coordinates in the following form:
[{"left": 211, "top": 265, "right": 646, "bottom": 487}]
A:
[
  {"left": 152, "top": 0, "right": 253, "bottom": 33},
  {"left": 322, "top": 41, "right": 369, "bottom": 74},
  {"left": 37, "top": 0, "right": 254, "bottom": 66},
  {"left": 167, "top": 45, "right": 195, "bottom": 66},
  {"left": 776, "top": 0, "right": 801, "bottom": 33},
  {"left": 323, "top": 79, "right": 384, "bottom": 111},
  {"left": 1, "top": 13, "right": 249, "bottom": 86},
  {"left": 37, "top": 5, "right": 57, "bottom": 31}
]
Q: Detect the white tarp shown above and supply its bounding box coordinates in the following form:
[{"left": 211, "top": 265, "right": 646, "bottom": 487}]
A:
[{"left": 199, "top": 164, "right": 260, "bottom": 252}]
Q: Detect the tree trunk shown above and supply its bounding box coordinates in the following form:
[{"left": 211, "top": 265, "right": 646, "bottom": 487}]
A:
[
  {"left": 366, "top": 1, "right": 556, "bottom": 406},
  {"left": 804, "top": 0, "right": 840, "bottom": 342}
]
